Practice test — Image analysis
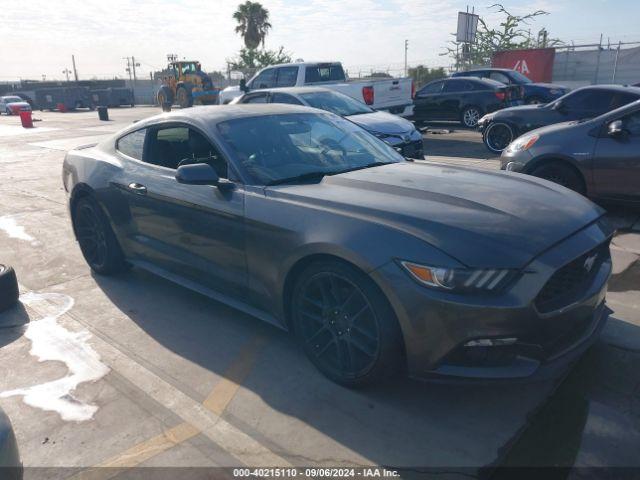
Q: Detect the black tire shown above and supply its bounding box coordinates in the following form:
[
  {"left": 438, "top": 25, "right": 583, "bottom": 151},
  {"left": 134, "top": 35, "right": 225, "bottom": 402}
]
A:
[
  {"left": 157, "top": 85, "right": 174, "bottom": 106},
  {"left": 461, "top": 106, "right": 482, "bottom": 128},
  {"left": 291, "top": 260, "right": 403, "bottom": 387},
  {"left": 0, "top": 265, "right": 19, "bottom": 313},
  {"left": 526, "top": 96, "right": 544, "bottom": 105},
  {"left": 176, "top": 87, "right": 193, "bottom": 108},
  {"left": 483, "top": 122, "right": 515, "bottom": 153},
  {"left": 530, "top": 162, "right": 585, "bottom": 194},
  {"left": 73, "top": 197, "right": 128, "bottom": 275}
]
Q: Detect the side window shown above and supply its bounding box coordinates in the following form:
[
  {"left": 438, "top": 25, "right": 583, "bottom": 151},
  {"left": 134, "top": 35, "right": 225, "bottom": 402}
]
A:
[
  {"left": 443, "top": 80, "right": 473, "bottom": 93},
  {"left": 276, "top": 67, "right": 298, "bottom": 87},
  {"left": 489, "top": 72, "right": 511, "bottom": 84},
  {"left": 622, "top": 111, "right": 640, "bottom": 136},
  {"left": 243, "top": 93, "right": 269, "bottom": 104},
  {"left": 117, "top": 129, "right": 146, "bottom": 160},
  {"left": 576, "top": 91, "right": 616, "bottom": 115},
  {"left": 611, "top": 93, "right": 639, "bottom": 110},
  {"left": 418, "top": 81, "right": 444, "bottom": 95},
  {"left": 144, "top": 126, "right": 228, "bottom": 177},
  {"left": 270, "top": 93, "right": 303, "bottom": 105},
  {"left": 252, "top": 69, "right": 276, "bottom": 89}
]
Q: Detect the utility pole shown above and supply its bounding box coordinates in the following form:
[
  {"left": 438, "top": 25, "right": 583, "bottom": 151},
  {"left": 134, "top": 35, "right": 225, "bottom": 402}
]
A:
[
  {"left": 123, "top": 57, "right": 132, "bottom": 83},
  {"left": 404, "top": 39, "right": 408, "bottom": 77},
  {"left": 62, "top": 68, "right": 72, "bottom": 82},
  {"left": 131, "top": 56, "right": 140, "bottom": 85},
  {"left": 71, "top": 55, "right": 79, "bottom": 81}
]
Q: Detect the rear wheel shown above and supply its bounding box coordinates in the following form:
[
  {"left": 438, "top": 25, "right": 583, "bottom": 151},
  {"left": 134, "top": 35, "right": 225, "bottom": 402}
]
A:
[
  {"left": 176, "top": 87, "right": 193, "bottom": 108},
  {"left": 483, "top": 122, "right": 514, "bottom": 153},
  {"left": 530, "top": 162, "right": 585, "bottom": 194},
  {"left": 461, "top": 106, "right": 482, "bottom": 128},
  {"left": 291, "top": 260, "right": 403, "bottom": 387},
  {"left": 73, "top": 197, "right": 128, "bottom": 275},
  {"left": 157, "top": 85, "right": 174, "bottom": 107}
]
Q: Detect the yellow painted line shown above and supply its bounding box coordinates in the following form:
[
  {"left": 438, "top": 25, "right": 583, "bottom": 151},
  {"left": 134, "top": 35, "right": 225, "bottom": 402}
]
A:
[
  {"left": 203, "top": 334, "right": 267, "bottom": 415},
  {"left": 65, "top": 333, "right": 269, "bottom": 479},
  {"left": 68, "top": 422, "right": 199, "bottom": 480}
]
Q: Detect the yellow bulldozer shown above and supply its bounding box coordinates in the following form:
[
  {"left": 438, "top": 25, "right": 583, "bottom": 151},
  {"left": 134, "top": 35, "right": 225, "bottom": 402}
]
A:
[{"left": 156, "top": 59, "right": 219, "bottom": 108}]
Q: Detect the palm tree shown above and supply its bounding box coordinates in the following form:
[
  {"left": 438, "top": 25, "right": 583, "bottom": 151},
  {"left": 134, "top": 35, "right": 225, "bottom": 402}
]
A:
[{"left": 233, "top": 1, "right": 272, "bottom": 50}]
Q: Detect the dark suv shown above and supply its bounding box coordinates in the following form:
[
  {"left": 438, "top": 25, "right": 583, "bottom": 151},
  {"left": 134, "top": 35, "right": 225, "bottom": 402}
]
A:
[
  {"left": 479, "top": 85, "right": 640, "bottom": 153},
  {"left": 452, "top": 68, "right": 568, "bottom": 104},
  {"left": 412, "top": 77, "right": 521, "bottom": 128}
]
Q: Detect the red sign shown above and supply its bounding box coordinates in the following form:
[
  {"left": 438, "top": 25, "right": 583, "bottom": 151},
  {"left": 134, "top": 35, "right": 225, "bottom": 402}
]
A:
[{"left": 492, "top": 48, "right": 556, "bottom": 83}]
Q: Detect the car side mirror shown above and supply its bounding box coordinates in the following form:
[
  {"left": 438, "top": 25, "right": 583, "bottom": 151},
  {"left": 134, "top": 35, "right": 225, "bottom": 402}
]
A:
[
  {"left": 608, "top": 120, "right": 626, "bottom": 137},
  {"left": 552, "top": 101, "right": 567, "bottom": 113},
  {"left": 239, "top": 78, "right": 249, "bottom": 93},
  {"left": 176, "top": 164, "right": 219, "bottom": 186}
]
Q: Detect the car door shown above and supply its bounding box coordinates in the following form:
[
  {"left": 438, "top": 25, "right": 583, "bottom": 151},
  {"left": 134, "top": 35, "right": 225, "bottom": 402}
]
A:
[
  {"left": 592, "top": 109, "right": 640, "bottom": 200},
  {"left": 248, "top": 68, "right": 277, "bottom": 89},
  {"left": 274, "top": 67, "right": 299, "bottom": 88},
  {"left": 439, "top": 79, "right": 475, "bottom": 120},
  {"left": 113, "top": 124, "right": 247, "bottom": 298},
  {"left": 413, "top": 80, "right": 444, "bottom": 121}
]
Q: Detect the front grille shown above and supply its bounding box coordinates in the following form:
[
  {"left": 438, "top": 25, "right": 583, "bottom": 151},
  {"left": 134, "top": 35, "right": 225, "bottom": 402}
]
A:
[{"left": 535, "top": 242, "right": 610, "bottom": 314}]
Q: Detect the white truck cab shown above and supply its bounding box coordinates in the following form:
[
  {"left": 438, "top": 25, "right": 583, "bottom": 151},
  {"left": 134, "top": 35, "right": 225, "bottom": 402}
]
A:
[{"left": 219, "top": 62, "right": 414, "bottom": 117}]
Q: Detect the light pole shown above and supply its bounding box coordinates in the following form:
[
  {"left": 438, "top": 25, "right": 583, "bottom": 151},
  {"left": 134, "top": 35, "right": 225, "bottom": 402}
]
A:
[
  {"left": 62, "top": 68, "right": 72, "bottom": 82},
  {"left": 404, "top": 39, "right": 409, "bottom": 77}
]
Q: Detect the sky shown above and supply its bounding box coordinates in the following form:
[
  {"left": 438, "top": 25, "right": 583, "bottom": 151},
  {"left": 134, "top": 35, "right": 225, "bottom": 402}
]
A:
[{"left": 2, "top": 0, "right": 639, "bottom": 81}]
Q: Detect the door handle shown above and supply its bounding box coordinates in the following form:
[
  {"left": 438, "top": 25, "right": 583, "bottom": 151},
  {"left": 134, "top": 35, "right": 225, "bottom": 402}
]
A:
[{"left": 127, "top": 183, "right": 147, "bottom": 195}]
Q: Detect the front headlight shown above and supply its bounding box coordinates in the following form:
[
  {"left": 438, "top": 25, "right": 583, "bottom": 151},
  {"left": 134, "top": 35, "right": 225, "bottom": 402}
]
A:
[
  {"left": 505, "top": 133, "right": 539, "bottom": 153},
  {"left": 400, "top": 261, "right": 515, "bottom": 293}
]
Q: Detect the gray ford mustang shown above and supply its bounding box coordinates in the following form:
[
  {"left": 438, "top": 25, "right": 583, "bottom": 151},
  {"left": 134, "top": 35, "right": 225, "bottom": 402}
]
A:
[{"left": 62, "top": 104, "right": 613, "bottom": 386}]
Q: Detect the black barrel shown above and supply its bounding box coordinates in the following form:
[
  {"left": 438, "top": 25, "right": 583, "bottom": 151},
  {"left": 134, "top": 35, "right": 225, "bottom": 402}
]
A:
[{"left": 97, "top": 106, "right": 109, "bottom": 121}]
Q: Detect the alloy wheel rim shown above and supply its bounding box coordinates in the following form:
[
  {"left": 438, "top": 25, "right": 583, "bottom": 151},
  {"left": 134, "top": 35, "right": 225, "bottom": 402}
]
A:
[
  {"left": 76, "top": 204, "right": 108, "bottom": 268},
  {"left": 296, "top": 272, "right": 380, "bottom": 378},
  {"left": 464, "top": 109, "right": 480, "bottom": 127}
]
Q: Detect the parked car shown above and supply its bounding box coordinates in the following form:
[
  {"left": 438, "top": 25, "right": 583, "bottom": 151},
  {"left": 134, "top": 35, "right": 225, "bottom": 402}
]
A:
[
  {"left": 0, "top": 407, "right": 22, "bottom": 480},
  {"left": 412, "top": 77, "right": 522, "bottom": 128},
  {"left": 480, "top": 85, "right": 640, "bottom": 153},
  {"left": 219, "top": 61, "right": 414, "bottom": 116},
  {"left": 0, "top": 96, "right": 31, "bottom": 116},
  {"left": 63, "top": 104, "right": 613, "bottom": 386},
  {"left": 452, "top": 68, "right": 568, "bottom": 105},
  {"left": 231, "top": 87, "right": 424, "bottom": 158},
  {"left": 501, "top": 99, "right": 640, "bottom": 204}
]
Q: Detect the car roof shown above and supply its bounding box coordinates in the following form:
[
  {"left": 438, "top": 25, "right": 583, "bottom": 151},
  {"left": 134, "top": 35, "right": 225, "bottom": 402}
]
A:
[
  {"left": 456, "top": 68, "right": 512, "bottom": 73},
  {"left": 427, "top": 77, "right": 504, "bottom": 88},
  {"left": 572, "top": 84, "right": 640, "bottom": 94},
  {"left": 118, "top": 104, "right": 326, "bottom": 132}
]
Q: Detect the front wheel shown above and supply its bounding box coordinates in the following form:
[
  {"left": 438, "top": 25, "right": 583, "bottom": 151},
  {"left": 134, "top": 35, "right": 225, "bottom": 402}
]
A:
[
  {"left": 461, "top": 106, "right": 482, "bottom": 128},
  {"left": 176, "top": 87, "right": 193, "bottom": 108},
  {"left": 291, "top": 260, "right": 403, "bottom": 387},
  {"left": 483, "top": 122, "right": 514, "bottom": 153},
  {"left": 530, "top": 163, "right": 585, "bottom": 194},
  {"left": 73, "top": 197, "right": 129, "bottom": 275}
]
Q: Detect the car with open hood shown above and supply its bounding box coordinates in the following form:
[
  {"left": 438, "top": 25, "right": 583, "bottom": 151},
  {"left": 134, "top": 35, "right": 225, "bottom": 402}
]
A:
[{"left": 62, "top": 104, "right": 613, "bottom": 386}]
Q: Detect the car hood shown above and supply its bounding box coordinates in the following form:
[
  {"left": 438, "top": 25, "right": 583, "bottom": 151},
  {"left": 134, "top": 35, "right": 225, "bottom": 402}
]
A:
[
  {"left": 7, "top": 102, "right": 30, "bottom": 108},
  {"left": 267, "top": 162, "right": 602, "bottom": 268},
  {"left": 490, "top": 104, "right": 546, "bottom": 117},
  {"left": 347, "top": 111, "right": 415, "bottom": 135}
]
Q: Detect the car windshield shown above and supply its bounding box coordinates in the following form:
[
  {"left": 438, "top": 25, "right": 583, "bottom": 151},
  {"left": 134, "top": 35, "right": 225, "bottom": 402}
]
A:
[
  {"left": 299, "top": 91, "right": 373, "bottom": 116},
  {"left": 217, "top": 112, "right": 403, "bottom": 185},
  {"left": 3, "top": 96, "right": 23, "bottom": 103},
  {"left": 509, "top": 70, "right": 532, "bottom": 84}
]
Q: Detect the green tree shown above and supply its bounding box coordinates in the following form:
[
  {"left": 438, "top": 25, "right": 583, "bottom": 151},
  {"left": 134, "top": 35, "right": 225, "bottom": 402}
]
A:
[
  {"left": 233, "top": 1, "right": 272, "bottom": 49},
  {"left": 229, "top": 46, "right": 292, "bottom": 70},
  {"left": 408, "top": 66, "right": 447, "bottom": 88},
  {"left": 442, "top": 4, "right": 562, "bottom": 68}
]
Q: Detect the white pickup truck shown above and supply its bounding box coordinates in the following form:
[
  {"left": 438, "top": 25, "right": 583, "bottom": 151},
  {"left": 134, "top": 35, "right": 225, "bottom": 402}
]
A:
[{"left": 218, "top": 62, "right": 414, "bottom": 117}]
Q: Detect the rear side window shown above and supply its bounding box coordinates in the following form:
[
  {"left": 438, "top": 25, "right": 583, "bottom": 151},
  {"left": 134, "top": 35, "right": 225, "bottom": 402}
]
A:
[
  {"left": 488, "top": 72, "right": 511, "bottom": 84},
  {"left": 443, "top": 80, "right": 475, "bottom": 93},
  {"left": 418, "top": 81, "right": 444, "bottom": 95},
  {"left": 622, "top": 111, "right": 640, "bottom": 136},
  {"left": 304, "top": 64, "right": 346, "bottom": 84},
  {"left": 611, "top": 92, "right": 640, "bottom": 109},
  {"left": 243, "top": 93, "right": 269, "bottom": 104},
  {"left": 276, "top": 67, "right": 299, "bottom": 87},
  {"left": 564, "top": 90, "right": 614, "bottom": 113},
  {"left": 117, "top": 129, "right": 146, "bottom": 160},
  {"left": 270, "top": 93, "right": 303, "bottom": 105}
]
